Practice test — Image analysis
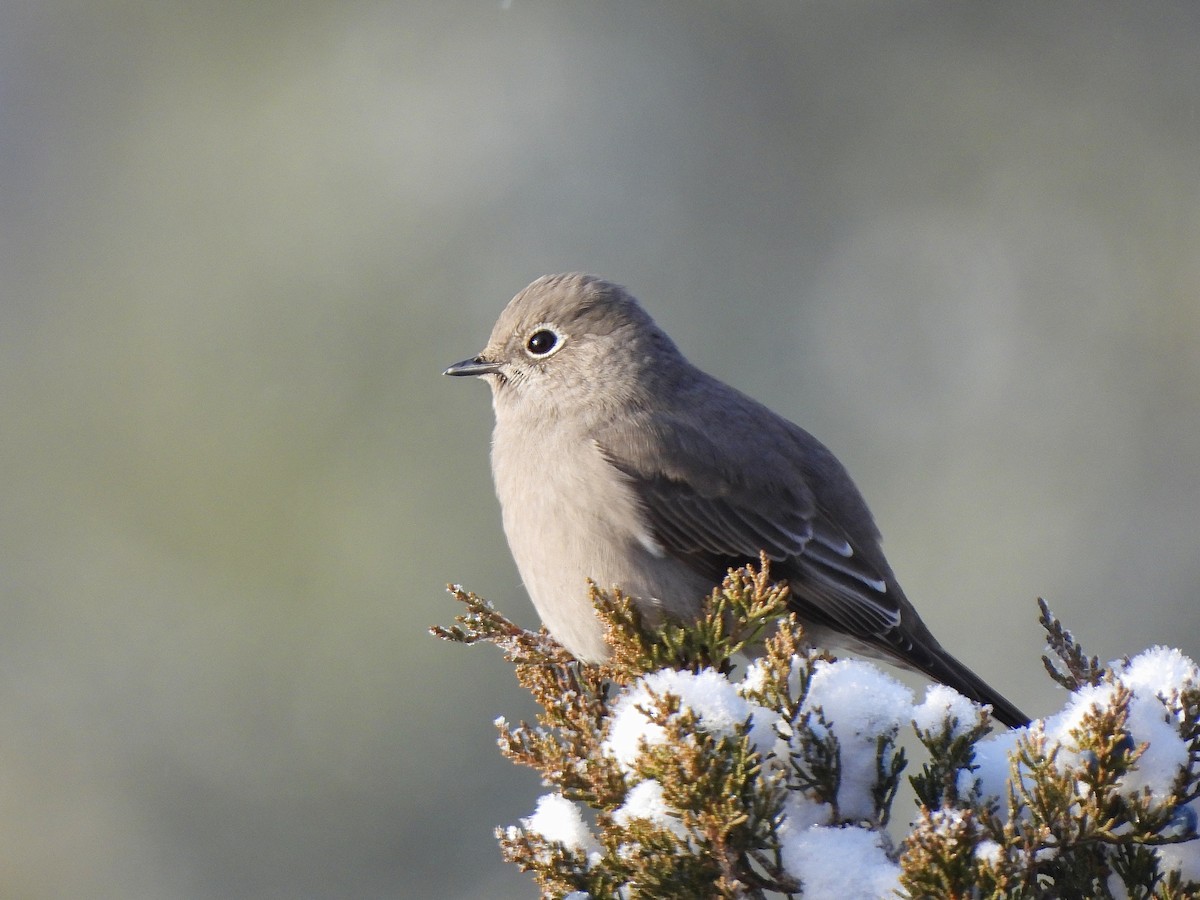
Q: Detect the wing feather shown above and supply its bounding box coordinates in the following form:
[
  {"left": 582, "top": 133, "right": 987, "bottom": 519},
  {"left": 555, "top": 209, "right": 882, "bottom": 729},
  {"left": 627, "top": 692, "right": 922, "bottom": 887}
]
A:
[{"left": 595, "top": 404, "right": 902, "bottom": 641}]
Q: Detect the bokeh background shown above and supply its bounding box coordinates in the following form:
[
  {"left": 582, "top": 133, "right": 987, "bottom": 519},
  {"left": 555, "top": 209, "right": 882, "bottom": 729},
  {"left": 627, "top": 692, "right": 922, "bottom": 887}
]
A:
[{"left": 3, "top": 1, "right": 1199, "bottom": 897}]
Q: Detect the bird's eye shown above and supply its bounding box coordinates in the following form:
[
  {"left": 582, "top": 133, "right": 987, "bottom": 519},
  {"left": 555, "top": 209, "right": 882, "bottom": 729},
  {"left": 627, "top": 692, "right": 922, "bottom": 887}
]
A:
[{"left": 525, "top": 328, "right": 560, "bottom": 357}]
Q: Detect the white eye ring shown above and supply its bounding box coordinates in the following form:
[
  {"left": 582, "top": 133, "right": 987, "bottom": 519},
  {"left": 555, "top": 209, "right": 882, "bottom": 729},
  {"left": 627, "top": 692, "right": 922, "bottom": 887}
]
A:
[{"left": 524, "top": 324, "right": 565, "bottom": 358}]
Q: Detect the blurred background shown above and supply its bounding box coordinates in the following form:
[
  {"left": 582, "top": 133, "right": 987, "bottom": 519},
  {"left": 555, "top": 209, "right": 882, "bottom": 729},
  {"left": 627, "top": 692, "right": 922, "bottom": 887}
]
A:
[{"left": 3, "top": 1, "right": 1199, "bottom": 896}]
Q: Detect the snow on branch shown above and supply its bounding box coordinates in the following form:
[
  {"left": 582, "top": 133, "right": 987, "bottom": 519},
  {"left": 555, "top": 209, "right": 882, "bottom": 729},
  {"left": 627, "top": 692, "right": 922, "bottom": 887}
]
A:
[{"left": 433, "top": 560, "right": 1200, "bottom": 898}]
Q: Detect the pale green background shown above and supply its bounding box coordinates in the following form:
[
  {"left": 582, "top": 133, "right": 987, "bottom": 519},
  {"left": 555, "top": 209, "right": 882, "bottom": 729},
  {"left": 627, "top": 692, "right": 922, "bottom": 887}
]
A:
[{"left": 4, "top": 2, "right": 1199, "bottom": 897}]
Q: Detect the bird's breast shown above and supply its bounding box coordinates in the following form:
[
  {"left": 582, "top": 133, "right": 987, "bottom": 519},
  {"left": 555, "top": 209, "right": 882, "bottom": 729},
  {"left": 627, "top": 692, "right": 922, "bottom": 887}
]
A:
[{"left": 490, "top": 418, "right": 709, "bottom": 661}]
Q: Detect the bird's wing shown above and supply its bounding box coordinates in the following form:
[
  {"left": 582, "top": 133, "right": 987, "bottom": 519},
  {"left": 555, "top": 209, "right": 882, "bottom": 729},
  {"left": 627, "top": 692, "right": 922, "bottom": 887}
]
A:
[
  {"left": 621, "top": 466, "right": 814, "bottom": 561},
  {"left": 595, "top": 409, "right": 902, "bottom": 638}
]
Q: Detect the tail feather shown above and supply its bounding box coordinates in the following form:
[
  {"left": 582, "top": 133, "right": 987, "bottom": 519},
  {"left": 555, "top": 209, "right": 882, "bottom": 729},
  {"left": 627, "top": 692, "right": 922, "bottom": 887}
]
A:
[{"left": 920, "top": 647, "right": 1030, "bottom": 729}]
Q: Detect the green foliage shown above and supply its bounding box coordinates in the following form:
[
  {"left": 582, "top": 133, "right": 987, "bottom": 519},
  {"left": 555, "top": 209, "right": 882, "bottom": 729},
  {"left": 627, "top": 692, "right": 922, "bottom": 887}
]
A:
[
  {"left": 433, "top": 576, "right": 1200, "bottom": 899},
  {"left": 596, "top": 560, "right": 792, "bottom": 678},
  {"left": 899, "top": 604, "right": 1200, "bottom": 900},
  {"left": 438, "top": 557, "right": 814, "bottom": 898},
  {"left": 910, "top": 703, "right": 993, "bottom": 811}
]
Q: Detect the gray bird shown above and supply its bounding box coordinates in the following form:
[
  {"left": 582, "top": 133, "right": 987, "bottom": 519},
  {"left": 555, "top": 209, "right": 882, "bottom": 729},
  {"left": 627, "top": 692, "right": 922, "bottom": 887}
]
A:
[{"left": 446, "top": 273, "right": 1028, "bottom": 728}]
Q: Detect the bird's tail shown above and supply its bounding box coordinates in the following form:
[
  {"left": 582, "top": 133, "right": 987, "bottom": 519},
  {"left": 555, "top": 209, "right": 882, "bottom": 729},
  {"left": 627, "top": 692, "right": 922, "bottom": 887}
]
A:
[{"left": 919, "top": 646, "right": 1030, "bottom": 729}]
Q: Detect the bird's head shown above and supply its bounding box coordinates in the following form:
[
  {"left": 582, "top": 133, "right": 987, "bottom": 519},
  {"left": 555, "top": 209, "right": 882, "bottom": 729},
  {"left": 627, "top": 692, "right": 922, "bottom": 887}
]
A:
[{"left": 445, "top": 273, "right": 684, "bottom": 421}]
